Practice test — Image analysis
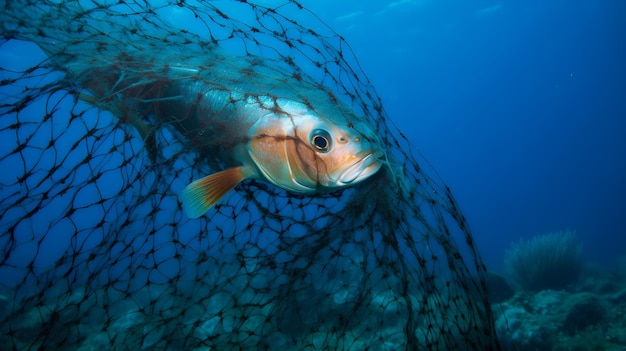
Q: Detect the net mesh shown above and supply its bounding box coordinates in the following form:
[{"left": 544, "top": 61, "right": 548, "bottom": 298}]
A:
[{"left": 0, "top": 1, "right": 499, "bottom": 350}]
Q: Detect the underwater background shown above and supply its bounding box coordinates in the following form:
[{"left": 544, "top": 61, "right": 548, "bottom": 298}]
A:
[
  {"left": 306, "top": 1, "right": 626, "bottom": 348},
  {"left": 1, "top": 0, "right": 625, "bottom": 350},
  {"left": 306, "top": 0, "right": 626, "bottom": 271}
]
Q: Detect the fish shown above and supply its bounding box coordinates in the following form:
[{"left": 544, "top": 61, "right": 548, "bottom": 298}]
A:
[
  {"left": 178, "top": 91, "right": 384, "bottom": 218},
  {"left": 73, "top": 57, "right": 385, "bottom": 218}
]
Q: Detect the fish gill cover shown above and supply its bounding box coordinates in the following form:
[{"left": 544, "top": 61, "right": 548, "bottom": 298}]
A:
[{"left": 0, "top": 0, "right": 498, "bottom": 350}]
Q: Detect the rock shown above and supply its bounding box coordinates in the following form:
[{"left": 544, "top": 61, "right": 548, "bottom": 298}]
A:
[
  {"left": 562, "top": 293, "right": 607, "bottom": 334},
  {"left": 487, "top": 272, "right": 515, "bottom": 304}
]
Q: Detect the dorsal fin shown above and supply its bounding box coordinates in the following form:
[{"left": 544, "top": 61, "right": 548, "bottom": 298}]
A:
[{"left": 180, "top": 166, "right": 247, "bottom": 218}]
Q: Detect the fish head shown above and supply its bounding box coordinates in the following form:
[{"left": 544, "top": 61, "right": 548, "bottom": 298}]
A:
[{"left": 248, "top": 99, "right": 384, "bottom": 194}]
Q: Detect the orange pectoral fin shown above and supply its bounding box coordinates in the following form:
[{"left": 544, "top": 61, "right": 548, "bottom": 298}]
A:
[{"left": 180, "top": 166, "right": 247, "bottom": 218}]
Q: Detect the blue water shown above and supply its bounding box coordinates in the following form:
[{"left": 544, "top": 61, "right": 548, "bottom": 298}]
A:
[
  {"left": 2, "top": 0, "right": 624, "bottom": 275},
  {"left": 1, "top": 1, "right": 624, "bottom": 349},
  {"left": 304, "top": 0, "right": 626, "bottom": 270}
]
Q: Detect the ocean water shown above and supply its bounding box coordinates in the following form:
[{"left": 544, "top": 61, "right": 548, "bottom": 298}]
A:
[
  {"left": 1, "top": 0, "right": 625, "bottom": 350},
  {"left": 307, "top": 0, "right": 626, "bottom": 269}
]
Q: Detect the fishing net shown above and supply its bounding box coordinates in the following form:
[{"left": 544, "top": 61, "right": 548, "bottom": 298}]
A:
[{"left": 0, "top": 0, "right": 499, "bottom": 349}]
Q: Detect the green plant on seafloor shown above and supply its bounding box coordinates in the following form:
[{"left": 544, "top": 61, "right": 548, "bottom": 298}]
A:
[{"left": 504, "top": 230, "right": 583, "bottom": 292}]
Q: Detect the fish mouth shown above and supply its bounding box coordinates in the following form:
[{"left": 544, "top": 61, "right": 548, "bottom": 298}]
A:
[{"left": 338, "top": 152, "right": 384, "bottom": 185}]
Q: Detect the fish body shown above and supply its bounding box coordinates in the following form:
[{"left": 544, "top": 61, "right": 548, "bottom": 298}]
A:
[
  {"left": 63, "top": 52, "right": 384, "bottom": 218},
  {"left": 162, "top": 73, "right": 384, "bottom": 218}
]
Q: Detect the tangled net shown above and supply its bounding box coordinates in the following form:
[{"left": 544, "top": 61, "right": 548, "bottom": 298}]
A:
[{"left": 0, "top": 1, "right": 499, "bottom": 350}]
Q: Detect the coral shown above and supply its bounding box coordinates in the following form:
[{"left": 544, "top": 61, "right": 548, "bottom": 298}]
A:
[{"left": 504, "top": 230, "right": 583, "bottom": 292}]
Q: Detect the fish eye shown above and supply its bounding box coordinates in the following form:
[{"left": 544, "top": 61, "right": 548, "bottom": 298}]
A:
[{"left": 310, "top": 129, "right": 332, "bottom": 153}]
